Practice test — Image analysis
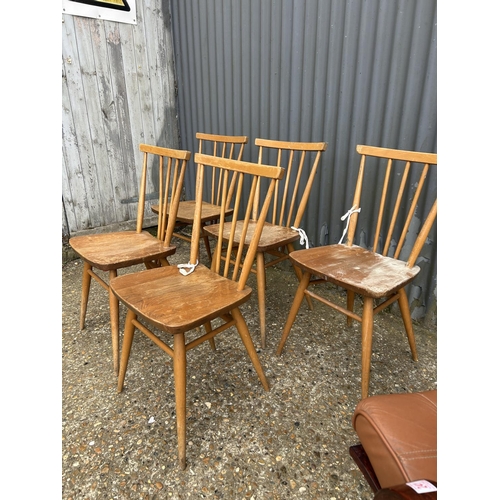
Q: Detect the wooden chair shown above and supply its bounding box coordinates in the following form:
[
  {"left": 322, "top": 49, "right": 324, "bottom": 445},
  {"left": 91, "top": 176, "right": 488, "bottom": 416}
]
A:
[
  {"left": 204, "top": 138, "right": 327, "bottom": 348},
  {"left": 276, "top": 145, "right": 437, "bottom": 399},
  {"left": 153, "top": 132, "right": 248, "bottom": 261},
  {"left": 69, "top": 144, "right": 190, "bottom": 375},
  {"left": 110, "top": 152, "right": 284, "bottom": 469}
]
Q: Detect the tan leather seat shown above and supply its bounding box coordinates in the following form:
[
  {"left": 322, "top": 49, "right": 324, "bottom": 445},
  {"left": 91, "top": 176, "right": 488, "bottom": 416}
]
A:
[{"left": 352, "top": 390, "right": 437, "bottom": 489}]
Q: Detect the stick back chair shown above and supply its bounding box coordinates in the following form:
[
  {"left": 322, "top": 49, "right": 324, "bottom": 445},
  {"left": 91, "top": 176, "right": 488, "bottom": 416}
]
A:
[
  {"left": 69, "top": 144, "right": 190, "bottom": 375},
  {"left": 153, "top": 132, "right": 248, "bottom": 261},
  {"left": 110, "top": 152, "right": 284, "bottom": 469},
  {"left": 277, "top": 145, "right": 437, "bottom": 399},
  {"left": 204, "top": 138, "right": 327, "bottom": 347}
]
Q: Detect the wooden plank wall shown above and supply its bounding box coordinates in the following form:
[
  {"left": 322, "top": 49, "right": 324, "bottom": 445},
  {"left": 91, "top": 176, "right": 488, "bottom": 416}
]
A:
[{"left": 62, "top": 0, "right": 179, "bottom": 238}]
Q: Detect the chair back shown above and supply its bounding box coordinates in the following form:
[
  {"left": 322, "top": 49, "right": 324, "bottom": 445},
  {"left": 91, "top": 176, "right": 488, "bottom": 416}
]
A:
[
  {"left": 196, "top": 132, "right": 248, "bottom": 207},
  {"left": 253, "top": 138, "right": 327, "bottom": 227},
  {"left": 192, "top": 153, "right": 285, "bottom": 289},
  {"left": 346, "top": 145, "right": 437, "bottom": 267},
  {"left": 138, "top": 144, "right": 191, "bottom": 245}
]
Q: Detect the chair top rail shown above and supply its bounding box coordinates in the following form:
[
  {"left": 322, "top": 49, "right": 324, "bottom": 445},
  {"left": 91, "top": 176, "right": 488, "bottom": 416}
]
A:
[
  {"left": 139, "top": 143, "right": 191, "bottom": 160},
  {"left": 256, "top": 137, "right": 327, "bottom": 151},
  {"left": 195, "top": 153, "right": 284, "bottom": 181},
  {"left": 196, "top": 132, "right": 248, "bottom": 144},
  {"left": 356, "top": 144, "right": 437, "bottom": 165}
]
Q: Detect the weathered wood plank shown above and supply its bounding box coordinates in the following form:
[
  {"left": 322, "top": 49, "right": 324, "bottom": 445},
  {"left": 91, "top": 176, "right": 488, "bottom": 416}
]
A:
[
  {"left": 62, "top": 60, "right": 82, "bottom": 235},
  {"left": 74, "top": 17, "right": 121, "bottom": 226},
  {"left": 62, "top": 14, "right": 100, "bottom": 230},
  {"left": 143, "top": 0, "right": 178, "bottom": 147},
  {"left": 159, "top": 2, "right": 181, "bottom": 145},
  {"left": 62, "top": 0, "right": 179, "bottom": 235},
  {"left": 103, "top": 21, "right": 136, "bottom": 219},
  {"left": 120, "top": 0, "right": 159, "bottom": 215}
]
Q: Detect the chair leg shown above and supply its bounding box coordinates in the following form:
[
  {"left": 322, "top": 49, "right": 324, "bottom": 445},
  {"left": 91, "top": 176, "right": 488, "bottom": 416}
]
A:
[
  {"left": 204, "top": 322, "right": 217, "bottom": 351},
  {"left": 360, "top": 297, "right": 374, "bottom": 399},
  {"left": 276, "top": 271, "right": 311, "bottom": 356},
  {"left": 108, "top": 269, "right": 120, "bottom": 376},
  {"left": 173, "top": 333, "right": 187, "bottom": 470},
  {"left": 346, "top": 290, "right": 355, "bottom": 327},
  {"left": 397, "top": 288, "right": 418, "bottom": 361},
  {"left": 80, "top": 261, "right": 92, "bottom": 330},
  {"left": 117, "top": 309, "right": 137, "bottom": 393},
  {"left": 287, "top": 243, "right": 313, "bottom": 311},
  {"left": 256, "top": 251, "right": 267, "bottom": 348},
  {"left": 231, "top": 307, "right": 270, "bottom": 392}
]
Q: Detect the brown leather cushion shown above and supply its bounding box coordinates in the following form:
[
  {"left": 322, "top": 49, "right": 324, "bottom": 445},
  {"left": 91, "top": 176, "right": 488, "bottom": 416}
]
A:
[{"left": 352, "top": 390, "right": 437, "bottom": 489}]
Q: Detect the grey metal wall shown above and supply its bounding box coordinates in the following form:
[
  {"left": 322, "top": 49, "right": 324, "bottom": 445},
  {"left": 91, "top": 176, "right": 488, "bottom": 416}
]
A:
[
  {"left": 62, "top": 0, "right": 180, "bottom": 238},
  {"left": 170, "top": 0, "right": 437, "bottom": 322}
]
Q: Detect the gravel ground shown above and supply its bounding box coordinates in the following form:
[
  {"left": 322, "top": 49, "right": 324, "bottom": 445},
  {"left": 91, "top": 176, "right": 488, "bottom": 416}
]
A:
[{"left": 62, "top": 238, "right": 437, "bottom": 500}]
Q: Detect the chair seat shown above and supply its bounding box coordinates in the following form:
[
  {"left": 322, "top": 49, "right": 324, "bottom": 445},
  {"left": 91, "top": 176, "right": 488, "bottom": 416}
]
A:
[
  {"left": 352, "top": 390, "right": 437, "bottom": 489},
  {"left": 204, "top": 221, "right": 300, "bottom": 252},
  {"left": 178, "top": 200, "right": 234, "bottom": 224},
  {"left": 289, "top": 244, "right": 420, "bottom": 298},
  {"left": 152, "top": 200, "right": 234, "bottom": 224},
  {"left": 110, "top": 264, "right": 252, "bottom": 334},
  {"left": 69, "top": 231, "right": 176, "bottom": 271}
]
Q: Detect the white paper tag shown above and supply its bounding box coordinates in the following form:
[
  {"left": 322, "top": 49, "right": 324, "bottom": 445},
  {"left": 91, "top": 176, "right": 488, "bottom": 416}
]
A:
[{"left": 406, "top": 480, "right": 437, "bottom": 493}]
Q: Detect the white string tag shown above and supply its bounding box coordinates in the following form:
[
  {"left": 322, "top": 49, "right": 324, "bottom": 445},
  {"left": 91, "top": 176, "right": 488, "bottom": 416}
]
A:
[
  {"left": 338, "top": 205, "right": 361, "bottom": 244},
  {"left": 291, "top": 226, "right": 310, "bottom": 249},
  {"left": 177, "top": 260, "right": 199, "bottom": 276}
]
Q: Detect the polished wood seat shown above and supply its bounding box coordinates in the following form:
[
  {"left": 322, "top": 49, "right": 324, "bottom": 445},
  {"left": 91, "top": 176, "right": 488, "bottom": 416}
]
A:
[
  {"left": 277, "top": 145, "right": 437, "bottom": 399},
  {"left": 110, "top": 152, "right": 284, "bottom": 469},
  {"left": 69, "top": 144, "right": 190, "bottom": 375},
  {"left": 288, "top": 244, "right": 421, "bottom": 298}
]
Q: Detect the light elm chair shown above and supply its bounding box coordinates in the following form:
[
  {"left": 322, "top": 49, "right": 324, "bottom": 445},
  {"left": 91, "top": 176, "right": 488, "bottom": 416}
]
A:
[
  {"left": 69, "top": 144, "right": 190, "bottom": 375},
  {"left": 110, "top": 152, "right": 284, "bottom": 469},
  {"left": 277, "top": 145, "right": 437, "bottom": 399}
]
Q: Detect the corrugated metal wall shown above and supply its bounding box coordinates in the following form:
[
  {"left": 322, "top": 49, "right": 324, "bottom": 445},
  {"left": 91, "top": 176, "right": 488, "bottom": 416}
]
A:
[
  {"left": 62, "top": 0, "right": 180, "bottom": 237},
  {"left": 170, "top": 0, "right": 437, "bottom": 322},
  {"left": 61, "top": 0, "right": 437, "bottom": 321}
]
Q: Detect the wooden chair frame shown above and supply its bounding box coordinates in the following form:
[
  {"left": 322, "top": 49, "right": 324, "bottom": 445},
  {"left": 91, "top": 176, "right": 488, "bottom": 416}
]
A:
[
  {"left": 277, "top": 145, "right": 437, "bottom": 398},
  {"left": 204, "top": 138, "right": 327, "bottom": 347},
  {"left": 69, "top": 144, "right": 190, "bottom": 375},
  {"left": 110, "top": 152, "right": 284, "bottom": 469}
]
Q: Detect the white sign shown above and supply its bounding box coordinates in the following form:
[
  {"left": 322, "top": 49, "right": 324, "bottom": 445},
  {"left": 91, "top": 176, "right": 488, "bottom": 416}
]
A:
[{"left": 62, "top": 0, "right": 137, "bottom": 25}]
